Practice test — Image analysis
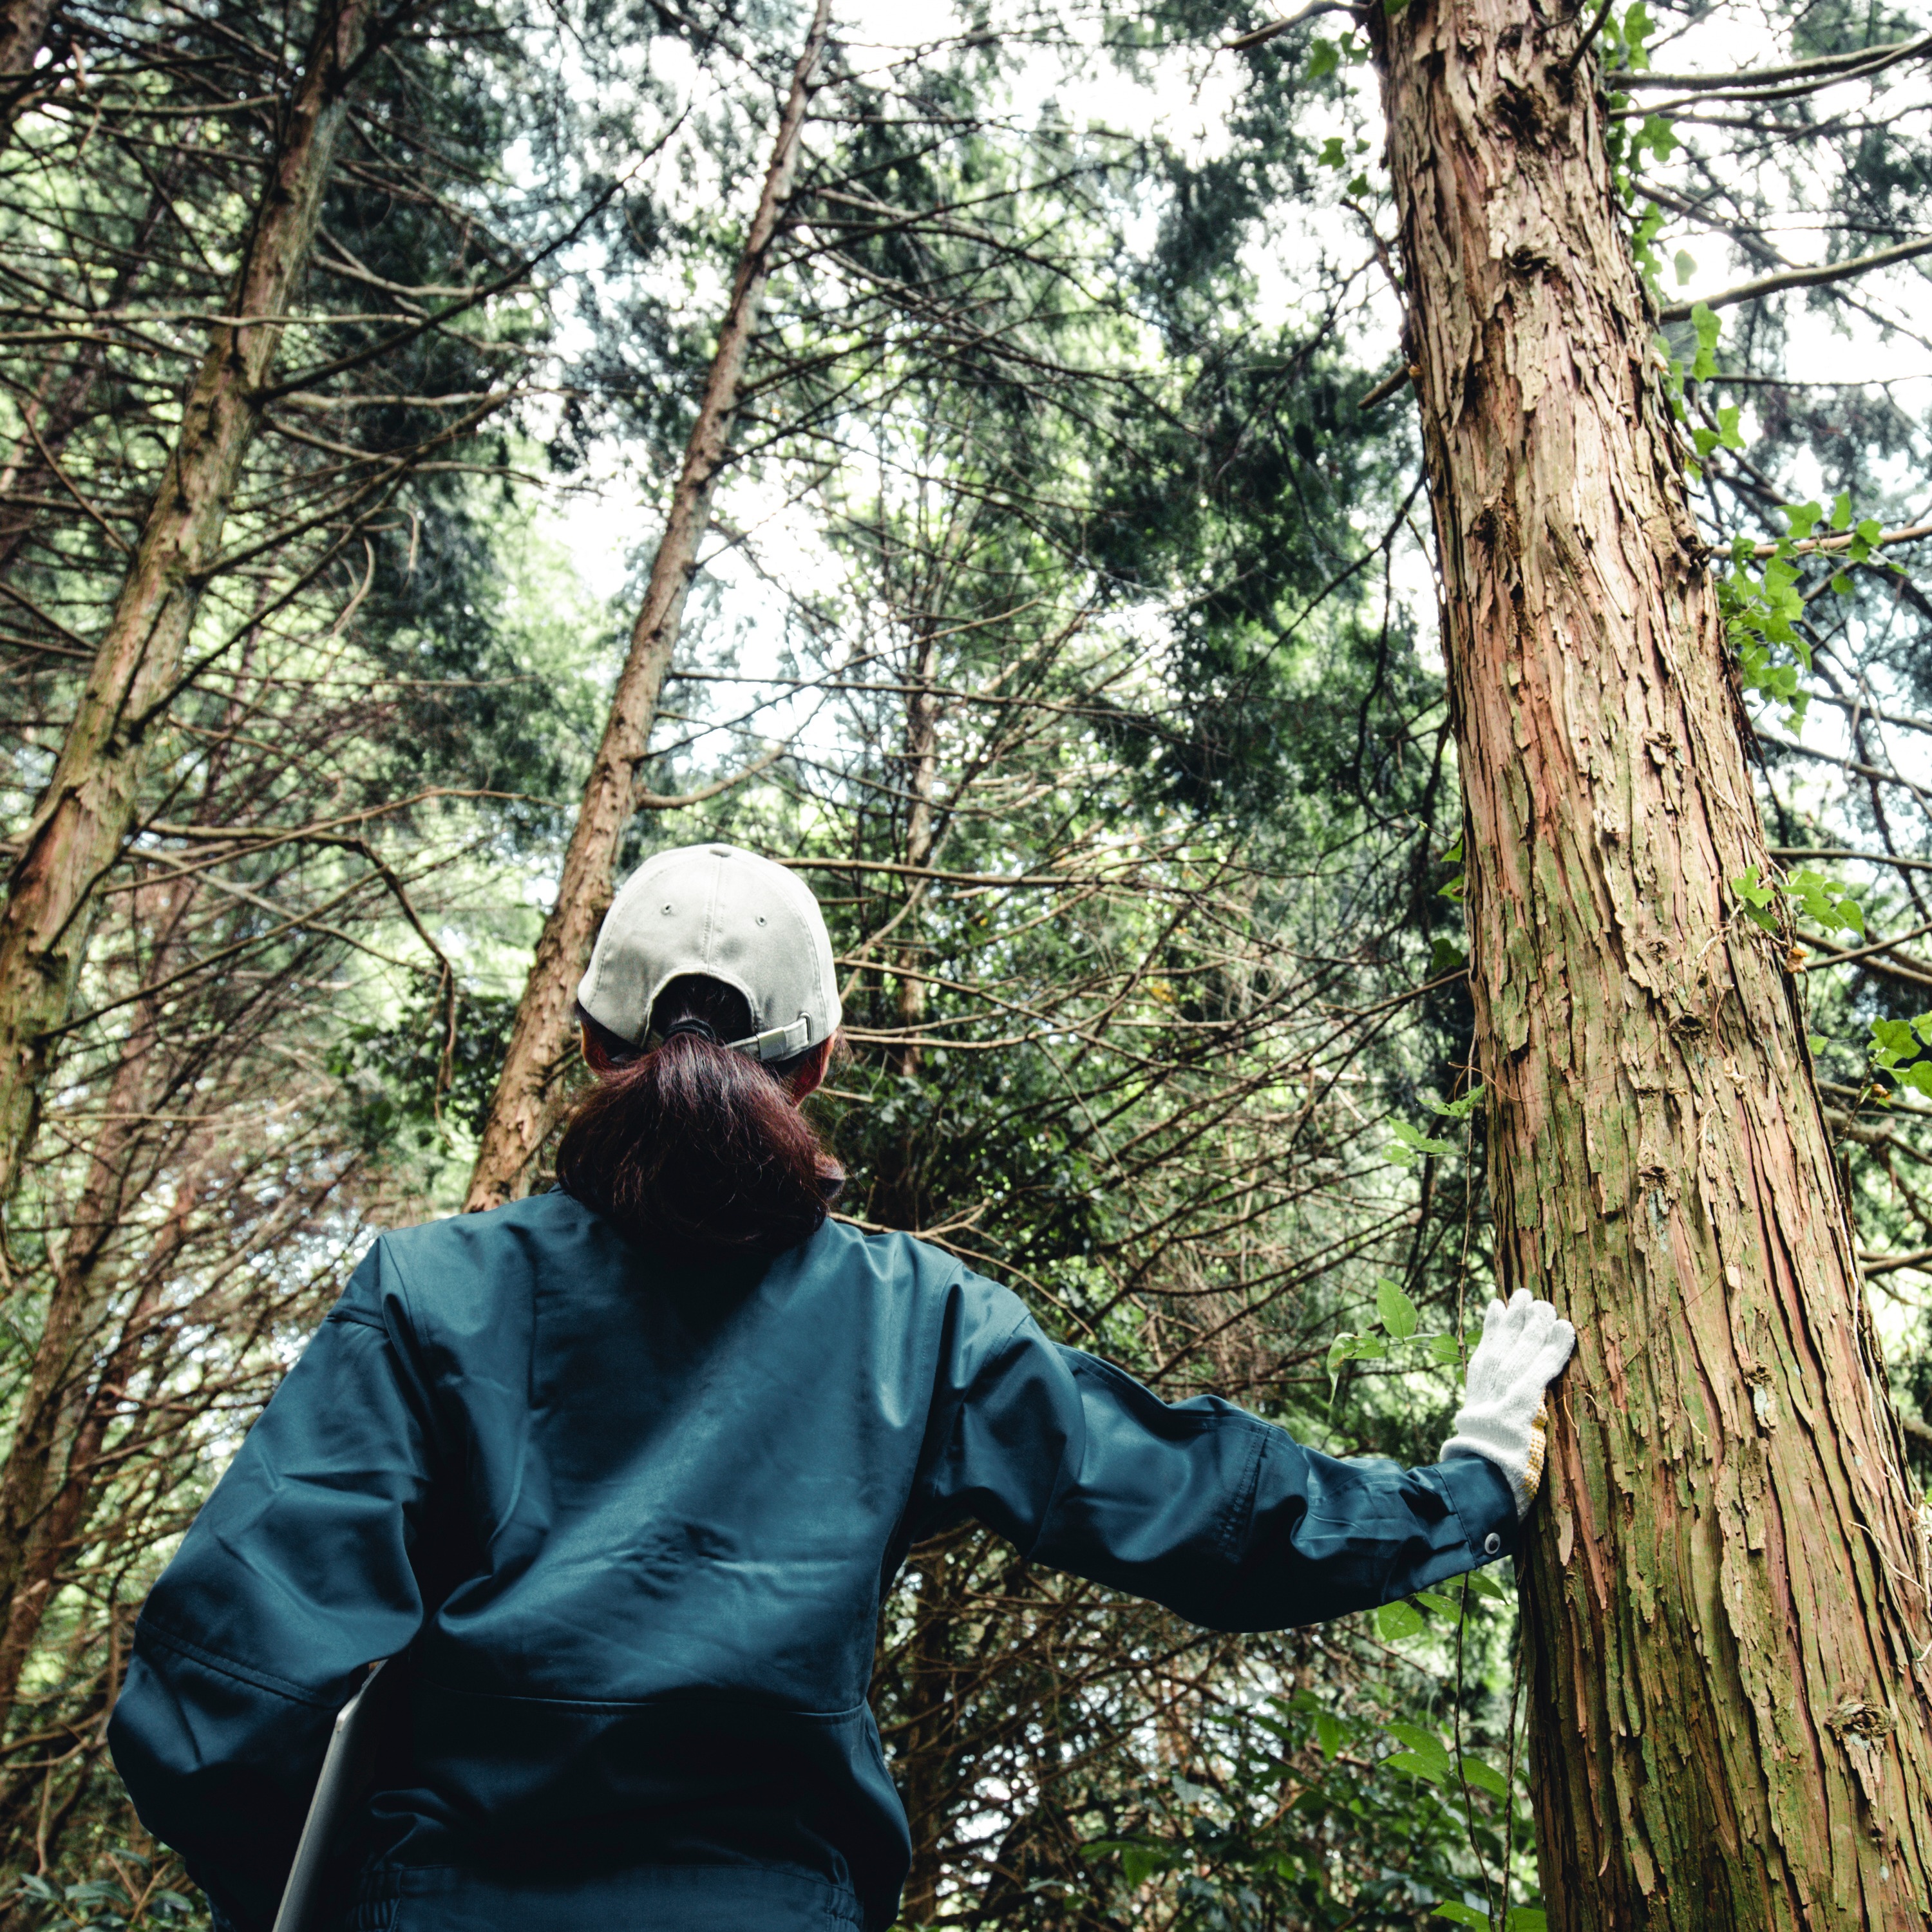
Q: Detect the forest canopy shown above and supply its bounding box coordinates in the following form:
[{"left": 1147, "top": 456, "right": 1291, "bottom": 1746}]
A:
[{"left": 0, "top": 0, "right": 1927, "bottom": 1926}]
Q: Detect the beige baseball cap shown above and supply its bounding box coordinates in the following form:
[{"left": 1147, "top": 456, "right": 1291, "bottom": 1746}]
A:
[{"left": 578, "top": 844, "right": 841, "bottom": 1061}]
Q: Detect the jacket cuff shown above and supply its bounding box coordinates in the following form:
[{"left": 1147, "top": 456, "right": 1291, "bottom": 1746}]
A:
[{"left": 1434, "top": 1450, "right": 1519, "bottom": 1566}]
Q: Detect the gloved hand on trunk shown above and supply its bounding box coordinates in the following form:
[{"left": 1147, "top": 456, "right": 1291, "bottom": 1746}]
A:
[{"left": 1439, "top": 1289, "right": 1577, "bottom": 1519}]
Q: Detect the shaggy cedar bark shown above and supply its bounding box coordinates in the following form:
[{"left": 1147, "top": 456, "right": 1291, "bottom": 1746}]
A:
[
  {"left": 1368, "top": 1, "right": 1932, "bottom": 1922},
  {"left": 464, "top": 0, "right": 832, "bottom": 1211},
  {"left": 0, "top": 0, "right": 369, "bottom": 1205}
]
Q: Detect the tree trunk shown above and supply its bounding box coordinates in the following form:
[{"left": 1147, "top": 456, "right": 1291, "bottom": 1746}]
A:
[
  {"left": 0, "top": 0, "right": 369, "bottom": 1208},
  {"left": 464, "top": 0, "right": 832, "bottom": 1212},
  {"left": 0, "top": 0, "right": 57, "bottom": 145},
  {"left": 1368, "top": 2, "right": 1932, "bottom": 1924}
]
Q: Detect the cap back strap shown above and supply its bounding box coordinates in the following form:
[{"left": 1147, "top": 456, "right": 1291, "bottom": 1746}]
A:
[{"left": 728, "top": 1017, "right": 813, "bottom": 1063}]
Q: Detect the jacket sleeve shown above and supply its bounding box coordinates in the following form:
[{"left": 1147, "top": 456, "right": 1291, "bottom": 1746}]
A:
[
  {"left": 108, "top": 1239, "right": 436, "bottom": 1932},
  {"left": 913, "top": 1274, "right": 1517, "bottom": 1631}
]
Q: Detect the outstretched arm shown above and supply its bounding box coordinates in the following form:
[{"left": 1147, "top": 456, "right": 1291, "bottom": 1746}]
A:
[{"left": 913, "top": 1276, "right": 1573, "bottom": 1631}]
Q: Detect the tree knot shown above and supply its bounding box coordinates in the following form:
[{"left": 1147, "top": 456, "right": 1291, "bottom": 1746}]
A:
[{"left": 1826, "top": 1697, "right": 1894, "bottom": 1741}]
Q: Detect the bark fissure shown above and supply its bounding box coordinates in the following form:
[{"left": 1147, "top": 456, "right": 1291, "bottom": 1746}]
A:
[{"left": 1369, "top": 0, "right": 1932, "bottom": 1920}]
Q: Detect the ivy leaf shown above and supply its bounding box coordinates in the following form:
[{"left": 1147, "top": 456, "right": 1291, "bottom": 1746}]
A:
[
  {"left": 1376, "top": 1276, "right": 1420, "bottom": 1340},
  {"left": 1672, "top": 248, "right": 1694, "bottom": 285},
  {"left": 1428, "top": 936, "right": 1468, "bottom": 977},
  {"left": 1318, "top": 135, "right": 1347, "bottom": 169},
  {"left": 1783, "top": 500, "right": 1824, "bottom": 542},
  {"left": 1306, "top": 37, "right": 1340, "bottom": 80},
  {"left": 1389, "top": 1120, "right": 1457, "bottom": 1158},
  {"left": 1345, "top": 171, "right": 1370, "bottom": 197},
  {"left": 1830, "top": 573, "right": 1853, "bottom": 595},
  {"left": 1832, "top": 491, "right": 1853, "bottom": 531},
  {"left": 1690, "top": 300, "right": 1719, "bottom": 379}
]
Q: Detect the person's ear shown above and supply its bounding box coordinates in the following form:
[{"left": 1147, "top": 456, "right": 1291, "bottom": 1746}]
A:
[
  {"left": 790, "top": 1036, "right": 834, "bottom": 1104},
  {"left": 581, "top": 1023, "right": 618, "bottom": 1074}
]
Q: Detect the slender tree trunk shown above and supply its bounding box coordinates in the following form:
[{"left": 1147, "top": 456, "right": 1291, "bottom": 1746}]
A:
[
  {"left": 890, "top": 632, "right": 940, "bottom": 1077},
  {"left": 0, "top": 0, "right": 369, "bottom": 1208},
  {"left": 1368, "top": 3, "right": 1932, "bottom": 1923},
  {"left": 464, "top": 0, "right": 833, "bottom": 1211}
]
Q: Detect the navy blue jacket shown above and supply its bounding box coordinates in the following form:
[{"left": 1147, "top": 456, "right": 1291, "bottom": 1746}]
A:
[{"left": 109, "top": 1192, "right": 1515, "bottom": 1932}]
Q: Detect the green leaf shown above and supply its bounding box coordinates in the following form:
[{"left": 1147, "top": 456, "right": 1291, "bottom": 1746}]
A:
[
  {"left": 1508, "top": 1911, "right": 1550, "bottom": 1932},
  {"left": 1345, "top": 171, "right": 1370, "bottom": 197},
  {"left": 1314, "top": 1710, "right": 1343, "bottom": 1760},
  {"left": 1730, "top": 864, "right": 1774, "bottom": 909},
  {"left": 1386, "top": 1748, "right": 1448, "bottom": 1785},
  {"left": 1672, "top": 249, "right": 1694, "bottom": 285},
  {"left": 1831, "top": 573, "right": 1853, "bottom": 595},
  {"left": 1318, "top": 135, "right": 1347, "bottom": 169},
  {"left": 1426, "top": 1332, "right": 1463, "bottom": 1365},
  {"left": 1716, "top": 404, "right": 1744, "bottom": 450},
  {"left": 1427, "top": 1081, "right": 1487, "bottom": 1121},
  {"left": 1898, "top": 1061, "right": 1932, "bottom": 1099},
  {"left": 1376, "top": 1599, "right": 1428, "bottom": 1642},
  {"left": 1384, "top": 1719, "right": 1452, "bottom": 1767},
  {"left": 1306, "top": 37, "right": 1340, "bottom": 80},
  {"left": 1466, "top": 1569, "right": 1511, "bottom": 1601},
  {"left": 1376, "top": 1276, "right": 1419, "bottom": 1340},
  {"left": 1416, "top": 1589, "right": 1460, "bottom": 1616},
  {"left": 1428, "top": 936, "right": 1468, "bottom": 977},
  {"left": 1857, "top": 517, "right": 1883, "bottom": 545},
  {"left": 1690, "top": 300, "right": 1719, "bottom": 379},
  {"left": 1459, "top": 1753, "right": 1510, "bottom": 1797},
  {"left": 1832, "top": 491, "right": 1853, "bottom": 531},
  {"left": 1784, "top": 499, "right": 1824, "bottom": 542},
  {"left": 1389, "top": 1120, "right": 1457, "bottom": 1157},
  {"left": 1329, "top": 1331, "right": 1388, "bottom": 1370},
  {"left": 1433, "top": 1904, "right": 1490, "bottom": 1928}
]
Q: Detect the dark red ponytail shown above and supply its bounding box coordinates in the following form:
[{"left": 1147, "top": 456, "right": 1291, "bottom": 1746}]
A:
[{"left": 555, "top": 975, "right": 842, "bottom": 1261}]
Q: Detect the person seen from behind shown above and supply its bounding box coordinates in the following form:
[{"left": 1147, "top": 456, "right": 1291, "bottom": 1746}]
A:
[{"left": 109, "top": 843, "right": 1578, "bottom": 1932}]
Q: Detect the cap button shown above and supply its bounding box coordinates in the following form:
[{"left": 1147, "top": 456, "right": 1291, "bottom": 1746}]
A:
[
  {"left": 1483, "top": 1531, "right": 1502, "bottom": 1556},
  {"left": 661, "top": 902, "right": 674, "bottom": 914}
]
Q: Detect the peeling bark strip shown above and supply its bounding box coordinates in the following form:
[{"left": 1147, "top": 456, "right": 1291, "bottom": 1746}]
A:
[
  {"left": 1368, "top": 2, "right": 1932, "bottom": 1924},
  {"left": 464, "top": 0, "right": 834, "bottom": 1213},
  {"left": 0, "top": 0, "right": 370, "bottom": 1206}
]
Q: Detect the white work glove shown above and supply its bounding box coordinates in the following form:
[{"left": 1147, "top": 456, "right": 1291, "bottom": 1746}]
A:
[{"left": 1439, "top": 1289, "right": 1577, "bottom": 1519}]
